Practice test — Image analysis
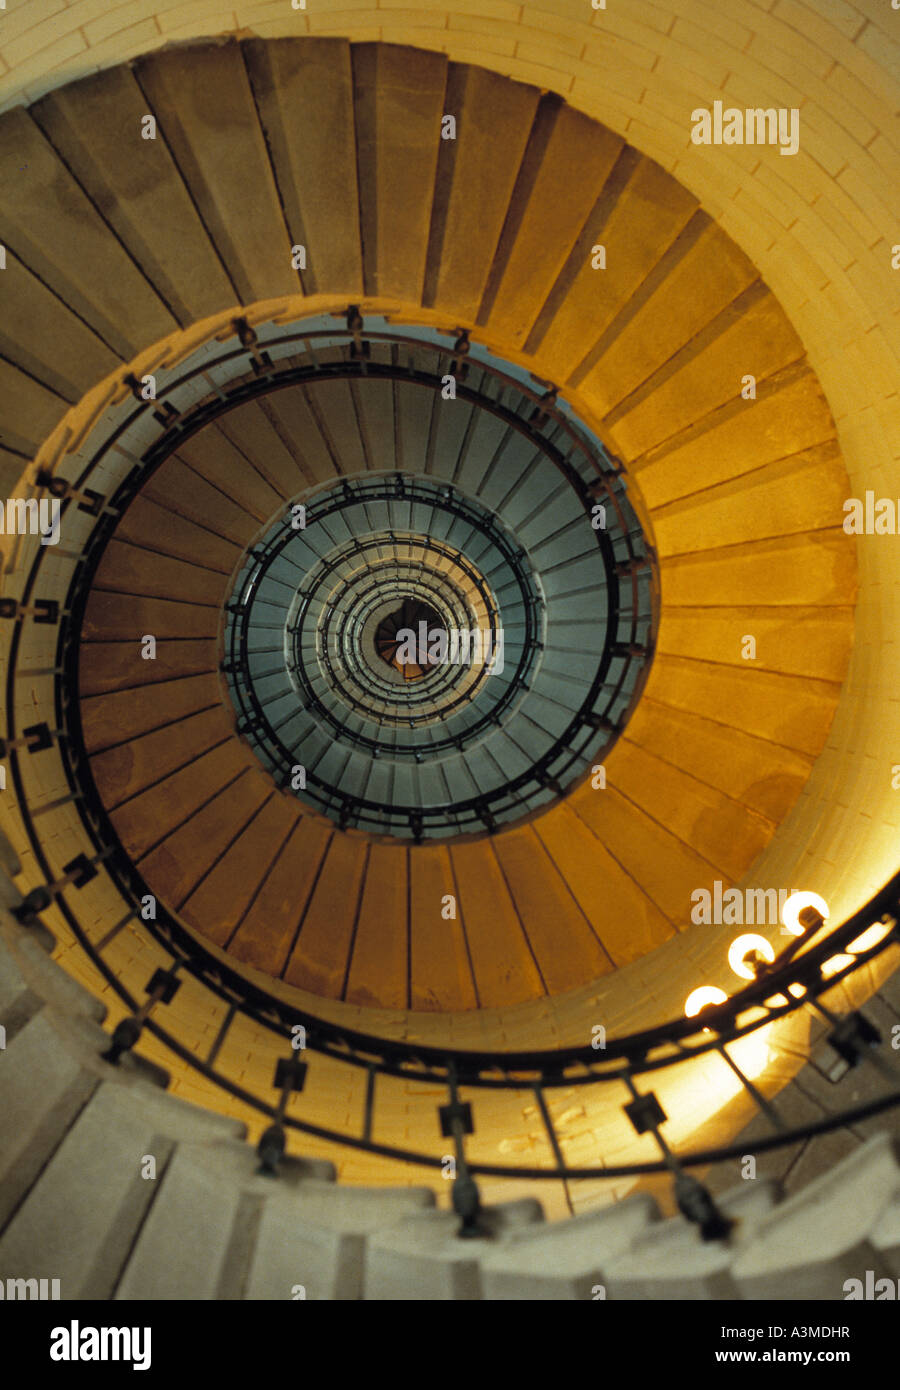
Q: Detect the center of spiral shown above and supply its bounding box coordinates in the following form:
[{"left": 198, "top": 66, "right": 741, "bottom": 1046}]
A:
[{"left": 373, "top": 597, "right": 445, "bottom": 681}]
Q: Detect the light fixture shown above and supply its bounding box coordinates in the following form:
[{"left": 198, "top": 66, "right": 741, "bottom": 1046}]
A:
[
  {"left": 685, "top": 985, "right": 728, "bottom": 1018},
  {"left": 781, "top": 890, "right": 829, "bottom": 936},
  {"left": 685, "top": 987, "right": 771, "bottom": 1081},
  {"left": 728, "top": 933, "right": 775, "bottom": 980}
]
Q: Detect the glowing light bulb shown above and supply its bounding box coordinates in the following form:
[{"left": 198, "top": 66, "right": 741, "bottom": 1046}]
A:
[
  {"left": 685, "top": 988, "right": 772, "bottom": 1082},
  {"left": 685, "top": 985, "right": 728, "bottom": 1019},
  {"left": 781, "top": 891, "right": 829, "bottom": 936},
  {"left": 728, "top": 933, "right": 775, "bottom": 980},
  {"left": 821, "top": 953, "right": 854, "bottom": 979}
]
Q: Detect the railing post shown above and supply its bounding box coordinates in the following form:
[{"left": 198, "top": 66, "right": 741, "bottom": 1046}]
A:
[
  {"left": 533, "top": 1078, "right": 575, "bottom": 1216},
  {"left": 623, "top": 1075, "right": 732, "bottom": 1242},
  {"left": 101, "top": 966, "right": 180, "bottom": 1064},
  {"left": 439, "top": 1062, "right": 482, "bottom": 1238},
  {"left": 257, "top": 1055, "right": 308, "bottom": 1176}
]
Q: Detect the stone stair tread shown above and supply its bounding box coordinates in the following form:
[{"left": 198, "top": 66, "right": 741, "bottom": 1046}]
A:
[
  {"left": 0, "top": 921, "right": 173, "bottom": 1090},
  {"left": 1, "top": 1081, "right": 178, "bottom": 1298},
  {"left": 603, "top": 1179, "right": 781, "bottom": 1300},
  {"left": 730, "top": 1134, "right": 900, "bottom": 1298},
  {"left": 154, "top": 1135, "right": 334, "bottom": 1190},
  {"left": 0, "top": 897, "right": 55, "bottom": 952},
  {"left": 0, "top": 832, "right": 21, "bottom": 880},
  {"left": 364, "top": 1198, "right": 544, "bottom": 1300},
  {"left": 64, "top": 1013, "right": 173, "bottom": 1091},
  {"left": 115, "top": 1142, "right": 251, "bottom": 1300},
  {"left": 0, "top": 1079, "right": 245, "bottom": 1296},
  {"left": 0, "top": 931, "right": 41, "bottom": 1039},
  {"left": 8, "top": 931, "right": 107, "bottom": 1024},
  {"left": 245, "top": 1203, "right": 353, "bottom": 1301},
  {"left": 480, "top": 1193, "right": 660, "bottom": 1299},
  {"left": 245, "top": 1180, "right": 436, "bottom": 1301},
  {"left": 112, "top": 1080, "right": 246, "bottom": 1144},
  {"left": 115, "top": 1140, "right": 396, "bottom": 1300},
  {"left": 32, "top": 65, "right": 236, "bottom": 327},
  {"left": 0, "top": 1009, "right": 98, "bottom": 1232},
  {"left": 871, "top": 1197, "right": 900, "bottom": 1265},
  {"left": 369, "top": 1197, "right": 543, "bottom": 1251},
  {"left": 287, "top": 1179, "right": 435, "bottom": 1230}
]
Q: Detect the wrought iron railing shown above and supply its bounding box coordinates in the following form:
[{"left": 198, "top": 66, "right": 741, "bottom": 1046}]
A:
[{"left": 5, "top": 842, "right": 900, "bottom": 1236}]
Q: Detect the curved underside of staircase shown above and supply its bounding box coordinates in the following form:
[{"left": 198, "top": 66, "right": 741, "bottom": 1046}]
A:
[{"left": 0, "top": 38, "right": 856, "bottom": 1021}]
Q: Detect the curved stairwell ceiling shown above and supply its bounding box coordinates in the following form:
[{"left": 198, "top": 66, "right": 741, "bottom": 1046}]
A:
[{"left": 0, "top": 37, "right": 860, "bottom": 1023}]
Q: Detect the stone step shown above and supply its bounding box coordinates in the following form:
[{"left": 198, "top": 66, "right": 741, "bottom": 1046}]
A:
[
  {"left": 0, "top": 931, "right": 42, "bottom": 1046},
  {"left": 606, "top": 288, "right": 804, "bottom": 461},
  {"left": 32, "top": 64, "right": 235, "bottom": 327},
  {"left": 0, "top": 253, "right": 118, "bottom": 402},
  {"left": 731, "top": 1134, "right": 900, "bottom": 1300},
  {"left": 0, "top": 878, "right": 56, "bottom": 955},
  {"left": 576, "top": 216, "right": 757, "bottom": 410},
  {"left": 93, "top": 538, "right": 228, "bottom": 609},
  {"left": 0, "top": 107, "right": 175, "bottom": 361},
  {"left": 246, "top": 1174, "right": 435, "bottom": 1301},
  {"left": 531, "top": 803, "right": 675, "bottom": 969},
  {"left": 352, "top": 43, "right": 447, "bottom": 303},
  {"left": 364, "top": 1198, "right": 545, "bottom": 1300},
  {"left": 106, "top": 741, "right": 265, "bottom": 862},
  {"left": 408, "top": 845, "right": 477, "bottom": 1012},
  {"left": 176, "top": 427, "right": 284, "bottom": 523},
  {"left": 870, "top": 1177, "right": 900, "bottom": 1277},
  {"left": 0, "top": 1080, "right": 245, "bottom": 1299},
  {"left": 135, "top": 41, "right": 300, "bottom": 306},
  {"left": 480, "top": 101, "right": 623, "bottom": 348},
  {"left": 529, "top": 153, "right": 698, "bottom": 382},
  {"left": 115, "top": 1138, "right": 336, "bottom": 1300},
  {"left": 0, "top": 1009, "right": 99, "bottom": 1234},
  {"left": 4, "top": 930, "right": 107, "bottom": 1025},
  {"left": 423, "top": 62, "right": 538, "bottom": 322},
  {"left": 491, "top": 828, "right": 614, "bottom": 994},
  {"left": 0, "top": 830, "right": 22, "bottom": 882},
  {"left": 449, "top": 839, "right": 546, "bottom": 1009},
  {"left": 244, "top": 38, "right": 363, "bottom": 299},
  {"left": 480, "top": 1193, "right": 660, "bottom": 1300},
  {"left": 603, "top": 1180, "right": 782, "bottom": 1299}
]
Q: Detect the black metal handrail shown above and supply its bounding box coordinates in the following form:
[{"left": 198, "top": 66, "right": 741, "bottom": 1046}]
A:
[{"left": 6, "top": 835, "right": 900, "bottom": 1235}]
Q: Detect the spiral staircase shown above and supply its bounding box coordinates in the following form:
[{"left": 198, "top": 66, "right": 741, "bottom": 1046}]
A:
[{"left": 0, "top": 30, "right": 898, "bottom": 1301}]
